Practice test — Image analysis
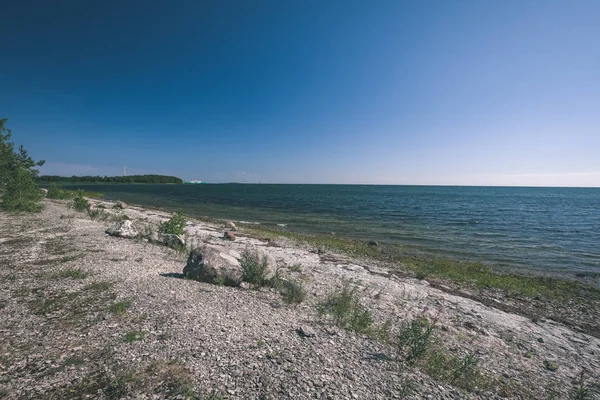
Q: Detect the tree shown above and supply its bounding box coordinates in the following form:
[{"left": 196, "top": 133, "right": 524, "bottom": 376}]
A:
[{"left": 0, "top": 118, "right": 45, "bottom": 211}]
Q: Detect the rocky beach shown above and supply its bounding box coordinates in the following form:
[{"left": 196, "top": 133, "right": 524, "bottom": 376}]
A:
[{"left": 1, "top": 198, "right": 599, "bottom": 399}]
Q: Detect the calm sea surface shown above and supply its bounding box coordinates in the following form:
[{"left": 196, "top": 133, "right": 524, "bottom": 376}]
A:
[{"left": 64, "top": 184, "right": 600, "bottom": 281}]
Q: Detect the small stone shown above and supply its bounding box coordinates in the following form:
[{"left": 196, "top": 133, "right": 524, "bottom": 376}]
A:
[
  {"left": 367, "top": 240, "right": 378, "bottom": 246},
  {"left": 297, "top": 326, "right": 317, "bottom": 338},
  {"left": 115, "top": 201, "right": 127, "bottom": 209},
  {"left": 226, "top": 221, "right": 237, "bottom": 230},
  {"left": 224, "top": 231, "right": 236, "bottom": 241},
  {"left": 464, "top": 321, "right": 478, "bottom": 331},
  {"left": 537, "top": 337, "right": 544, "bottom": 343}
]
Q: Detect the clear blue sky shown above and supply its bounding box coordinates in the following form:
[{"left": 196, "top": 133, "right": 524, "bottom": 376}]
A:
[{"left": 1, "top": 0, "right": 599, "bottom": 186}]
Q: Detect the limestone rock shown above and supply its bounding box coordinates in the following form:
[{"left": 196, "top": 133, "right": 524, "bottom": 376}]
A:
[
  {"left": 106, "top": 220, "right": 138, "bottom": 239},
  {"left": 40, "top": 188, "right": 48, "bottom": 195},
  {"left": 183, "top": 246, "right": 278, "bottom": 286},
  {"left": 224, "top": 231, "right": 236, "bottom": 241},
  {"left": 183, "top": 244, "right": 243, "bottom": 286},
  {"left": 115, "top": 201, "right": 128, "bottom": 209},
  {"left": 297, "top": 325, "right": 317, "bottom": 338},
  {"left": 226, "top": 221, "right": 237, "bottom": 231}
]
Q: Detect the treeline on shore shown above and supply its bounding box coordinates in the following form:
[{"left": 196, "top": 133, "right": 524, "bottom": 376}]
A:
[{"left": 38, "top": 174, "right": 183, "bottom": 184}]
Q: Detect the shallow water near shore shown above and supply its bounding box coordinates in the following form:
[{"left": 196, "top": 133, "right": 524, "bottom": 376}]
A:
[{"left": 62, "top": 184, "right": 600, "bottom": 280}]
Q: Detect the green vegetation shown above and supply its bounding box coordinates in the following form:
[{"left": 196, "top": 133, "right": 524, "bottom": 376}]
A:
[
  {"left": 160, "top": 209, "right": 186, "bottom": 235},
  {"left": 396, "top": 317, "right": 434, "bottom": 365},
  {"left": 274, "top": 278, "right": 306, "bottom": 304},
  {"left": 0, "top": 118, "right": 45, "bottom": 212},
  {"left": 571, "top": 370, "right": 596, "bottom": 400},
  {"left": 71, "top": 190, "right": 90, "bottom": 212},
  {"left": 46, "top": 183, "right": 104, "bottom": 200},
  {"left": 58, "top": 267, "right": 88, "bottom": 279},
  {"left": 38, "top": 174, "right": 183, "bottom": 184},
  {"left": 426, "top": 349, "right": 481, "bottom": 388},
  {"left": 123, "top": 331, "right": 145, "bottom": 343},
  {"left": 240, "top": 249, "right": 270, "bottom": 287},
  {"left": 47, "top": 183, "right": 72, "bottom": 199},
  {"left": 109, "top": 301, "right": 132, "bottom": 316},
  {"left": 543, "top": 360, "right": 559, "bottom": 371},
  {"left": 244, "top": 226, "right": 600, "bottom": 303},
  {"left": 317, "top": 284, "right": 373, "bottom": 333}
]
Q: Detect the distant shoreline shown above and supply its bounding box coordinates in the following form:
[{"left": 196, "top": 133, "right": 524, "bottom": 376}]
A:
[{"left": 39, "top": 182, "right": 182, "bottom": 185}]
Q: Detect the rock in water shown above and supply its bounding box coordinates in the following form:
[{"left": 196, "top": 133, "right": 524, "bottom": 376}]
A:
[
  {"left": 106, "top": 220, "right": 138, "bottom": 239},
  {"left": 184, "top": 245, "right": 243, "bottom": 285},
  {"left": 224, "top": 231, "right": 236, "bottom": 241},
  {"left": 161, "top": 234, "right": 185, "bottom": 250},
  {"left": 226, "top": 221, "right": 237, "bottom": 230}
]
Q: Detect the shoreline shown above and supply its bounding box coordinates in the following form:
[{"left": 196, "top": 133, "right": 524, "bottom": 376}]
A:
[
  {"left": 90, "top": 196, "right": 600, "bottom": 298},
  {"left": 57, "top": 185, "right": 600, "bottom": 287},
  {"left": 1, "top": 198, "right": 599, "bottom": 398}
]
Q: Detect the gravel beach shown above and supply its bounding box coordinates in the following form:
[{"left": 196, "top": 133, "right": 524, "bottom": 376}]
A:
[{"left": 1, "top": 199, "right": 598, "bottom": 399}]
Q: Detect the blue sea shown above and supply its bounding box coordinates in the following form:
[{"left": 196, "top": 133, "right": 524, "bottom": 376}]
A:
[{"left": 64, "top": 184, "right": 600, "bottom": 282}]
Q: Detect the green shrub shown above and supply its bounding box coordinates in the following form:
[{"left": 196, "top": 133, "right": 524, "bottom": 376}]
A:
[
  {"left": 123, "top": 331, "right": 145, "bottom": 343},
  {"left": 87, "top": 208, "right": 107, "bottom": 220},
  {"left": 426, "top": 349, "right": 481, "bottom": 388},
  {"left": 160, "top": 210, "right": 186, "bottom": 235},
  {"left": 276, "top": 279, "right": 306, "bottom": 304},
  {"left": 71, "top": 190, "right": 89, "bottom": 212},
  {"left": 571, "top": 370, "right": 595, "bottom": 400},
  {"left": 47, "top": 183, "right": 72, "bottom": 200},
  {"left": 317, "top": 284, "right": 373, "bottom": 333},
  {"left": 396, "top": 317, "right": 434, "bottom": 365},
  {"left": 240, "top": 249, "right": 270, "bottom": 287},
  {"left": 543, "top": 360, "right": 559, "bottom": 371}
]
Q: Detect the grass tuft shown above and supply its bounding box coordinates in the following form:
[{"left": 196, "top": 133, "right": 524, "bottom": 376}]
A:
[
  {"left": 123, "top": 331, "right": 145, "bottom": 343},
  {"left": 240, "top": 249, "right": 270, "bottom": 287},
  {"left": 58, "top": 267, "right": 88, "bottom": 279},
  {"left": 317, "top": 284, "right": 373, "bottom": 333},
  {"left": 109, "top": 301, "right": 132, "bottom": 316},
  {"left": 396, "top": 317, "right": 434, "bottom": 365},
  {"left": 273, "top": 278, "right": 306, "bottom": 304}
]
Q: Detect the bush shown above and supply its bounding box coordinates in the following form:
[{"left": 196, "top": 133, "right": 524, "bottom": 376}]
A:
[
  {"left": 160, "top": 210, "right": 186, "bottom": 235},
  {"left": 71, "top": 190, "right": 90, "bottom": 212},
  {"left": 317, "top": 284, "right": 373, "bottom": 333},
  {"left": 275, "top": 279, "right": 306, "bottom": 304},
  {"left": 46, "top": 183, "right": 72, "bottom": 200},
  {"left": 396, "top": 317, "right": 434, "bottom": 365},
  {"left": 426, "top": 349, "right": 481, "bottom": 388},
  {"left": 240, "top": 249, "right": 270, "bottom": 287}
]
